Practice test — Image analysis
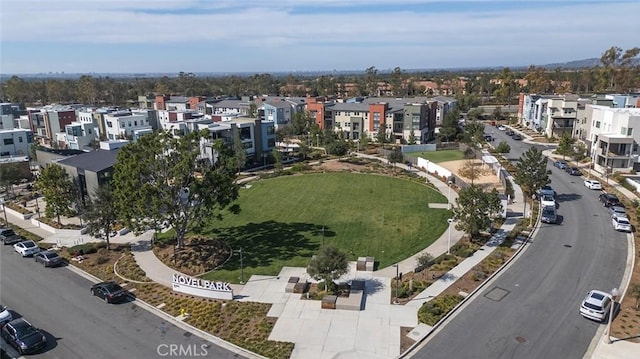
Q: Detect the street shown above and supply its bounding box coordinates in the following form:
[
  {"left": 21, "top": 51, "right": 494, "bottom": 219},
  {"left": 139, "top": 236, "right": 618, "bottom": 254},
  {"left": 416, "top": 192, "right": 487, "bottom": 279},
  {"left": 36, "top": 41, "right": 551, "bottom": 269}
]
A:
[
  {"left": 0, "top": 245, "right": 243, "bottom": 359},
  {"left": 410, "top": 127, "right": 628, "bottom": 358}
]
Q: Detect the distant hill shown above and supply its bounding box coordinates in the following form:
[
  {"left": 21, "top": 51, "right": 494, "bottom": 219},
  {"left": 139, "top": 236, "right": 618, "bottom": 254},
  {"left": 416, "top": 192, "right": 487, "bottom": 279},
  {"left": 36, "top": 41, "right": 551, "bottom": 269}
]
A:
[{"left": 539, "top": 58, "right": 601, "bottom": 69}]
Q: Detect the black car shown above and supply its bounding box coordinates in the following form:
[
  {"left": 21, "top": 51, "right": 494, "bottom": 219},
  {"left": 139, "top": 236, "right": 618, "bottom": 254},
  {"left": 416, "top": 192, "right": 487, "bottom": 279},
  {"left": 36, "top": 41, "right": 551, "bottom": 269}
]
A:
[
  {"left": 91, "top": 281, "right": 129, "bottom": 303},
  {"left": 34, "top": 251, "right": 63, "bottom": 267},
  {"left": 0, "top": 228, "right": 22, "bottom": 245},
  {"left": 599, "top": 193, "right": 621, "bottom": 207},
  {"left": 1, "top": 318, "right": 47, "bottom": 355},
  {"left": 566, "top": 167, "right": 582, "bottom": 176},
  {"left": 505, "top": 130, "right": 515, "bottom": 136},
  {"left": 513, "top": 134, "right": 522, "bottom": 140}
]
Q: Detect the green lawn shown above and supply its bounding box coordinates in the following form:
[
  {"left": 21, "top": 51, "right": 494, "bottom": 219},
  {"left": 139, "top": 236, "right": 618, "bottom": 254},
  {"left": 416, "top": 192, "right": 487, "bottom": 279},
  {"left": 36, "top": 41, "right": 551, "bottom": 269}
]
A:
[
  {"left": 405, "top": 149, "right": 464, "bottom": 163},
  {"left": 199, "top": 172, "right": 450, "bottom": 283}
]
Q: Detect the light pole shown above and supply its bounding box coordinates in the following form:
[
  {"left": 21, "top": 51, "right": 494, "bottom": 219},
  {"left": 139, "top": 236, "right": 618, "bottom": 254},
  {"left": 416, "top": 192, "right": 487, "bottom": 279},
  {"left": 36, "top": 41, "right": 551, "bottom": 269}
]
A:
[
  {"left": 322, "top": 226, "right": 325, "bottom": 247},
  {"left": 393, "top": 264, "right": 399, "bottom": 304},
  {"left": 0, "top": 197, "right": 7, "bottom": 225},
  {"left": 530, "top": 194, "right": 536, "bottom": 227},
  {"left": 606, "top": 287, "right": 619, "bottom": 344},
  {"left": 238, "top": 247, "right": 244, "bottom": 284},
  {"left": 316, "top": 134, "right": 319, "bottom": 147},
  {"left": 35, "top": 195, "right": 41, "bottom": 228},
  {"left": 447, "top": 218, "right": 454, "bottom": 255},
  {"left": 447, "top": 181, "right": 453, "bottom": 210}
]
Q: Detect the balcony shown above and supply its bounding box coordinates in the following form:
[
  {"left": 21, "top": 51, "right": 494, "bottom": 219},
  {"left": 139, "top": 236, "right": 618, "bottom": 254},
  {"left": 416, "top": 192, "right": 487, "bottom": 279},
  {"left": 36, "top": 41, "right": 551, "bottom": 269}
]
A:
[{"left": 598, "top": 147, "right": 632, "bottom": 159}]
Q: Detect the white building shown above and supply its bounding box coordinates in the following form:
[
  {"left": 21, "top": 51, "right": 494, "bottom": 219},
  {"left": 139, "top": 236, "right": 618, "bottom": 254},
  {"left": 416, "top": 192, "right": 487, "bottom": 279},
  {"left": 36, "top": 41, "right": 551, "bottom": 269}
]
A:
[
  {"left": 104, "top": 110, "right": 151, "bottom": 140},
  {"left": 0, "top": 128, "right": 33, "bottom": 158},
  {"left": 588, "top": 105, "right": 640, "bottom": 173}
]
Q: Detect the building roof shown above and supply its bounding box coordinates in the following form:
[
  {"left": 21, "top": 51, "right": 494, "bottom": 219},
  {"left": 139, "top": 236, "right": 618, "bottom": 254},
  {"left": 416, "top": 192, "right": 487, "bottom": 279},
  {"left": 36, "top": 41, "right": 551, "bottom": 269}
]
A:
[{"left": 57, "top": 148, "right": 120, "bottom": 172}]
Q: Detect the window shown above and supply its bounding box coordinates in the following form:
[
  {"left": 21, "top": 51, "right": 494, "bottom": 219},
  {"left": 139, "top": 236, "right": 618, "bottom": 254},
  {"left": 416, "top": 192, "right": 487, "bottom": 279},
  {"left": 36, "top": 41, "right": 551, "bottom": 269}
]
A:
[
  {"left": 3, "top": 138, "right": 14, "bottom": 145},
  {"left": 621, "top": 127, "right": 627, "bottom": 135},
  {"left": 595, "top": 121, "right": 601, "bottom": 129},
  {"left": 628, "top": 128, "right": 633, "bottom": 136},
  {"left": 107, "top": 121, "right": 113, "bottom": 128},
  {"left": 134, "top": 121, "right": 138, "bottom": 126},
  {"left": 18, "top": 136, "right": 23, "bottom": 143},
  {"left": 128, "top": 121, "right": 132, "bottom": 127}
]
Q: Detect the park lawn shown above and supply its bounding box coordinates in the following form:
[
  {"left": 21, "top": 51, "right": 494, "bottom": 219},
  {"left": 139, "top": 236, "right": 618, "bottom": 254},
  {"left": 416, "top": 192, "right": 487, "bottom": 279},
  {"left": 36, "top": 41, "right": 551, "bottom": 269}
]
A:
[
  {"left": 405, "top": 149, "right": 464, "bottom": 163},
  {"left": 200, "top": 172, "right": 450, "bottom": 283}
]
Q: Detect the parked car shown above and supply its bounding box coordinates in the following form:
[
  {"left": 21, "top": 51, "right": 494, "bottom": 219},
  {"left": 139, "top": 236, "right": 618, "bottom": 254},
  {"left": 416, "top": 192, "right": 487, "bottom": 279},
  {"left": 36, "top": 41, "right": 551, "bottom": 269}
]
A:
[
  {"left": 13, "top": 240, "right": 40, "bottom": 257},
  {"left": 580, "top": 290, "right": 613, "bottom": 323},
  {"left": 34, "top": 251, "right": 63, "bottom": 267},
  {"left": 608, "top": 205, "right": 627, "bottom": 218},
  {"left": 512, "top": 134, "right": 522, "bottom": 140},
  {"left": 537, "top": 185, "right": 556, "bottom": 198},
  {"left": 497, "top": 125, "right": 506, "bottom": 131},
  {"left": 553, "top": 160, "right": 568, "bottom": 169},
  {"left": 599, "top": 193, "right": 621, "bottom": 207},
  {"left": 0, "top": 305, "right": 12, "bottom": 326},
  {"left": 91, "top": 281, "right": 129, "bottom": 303},
  {"left": 540, "top": 195, "right": 556, "bottom": 208},
  {"left": 505, "top": 130, "right": 515, "bottom": 136},
  {"left": 566, "top": 167, "right": 582, "bottom": 176},
  {"left": 612, "top": 215, "right": 632, "bottom": 232},
  {"left": 584, "top": 180, "right": 602, "bottom": 190},
  {"left": 1, "top": 318, "right": 47, "bottom": 355},
  {"left": 0, "top": 228, "right": 22, "bottom": 245},
  {"left": 540, "top": 206, "right": 557, "bottom": 224}
]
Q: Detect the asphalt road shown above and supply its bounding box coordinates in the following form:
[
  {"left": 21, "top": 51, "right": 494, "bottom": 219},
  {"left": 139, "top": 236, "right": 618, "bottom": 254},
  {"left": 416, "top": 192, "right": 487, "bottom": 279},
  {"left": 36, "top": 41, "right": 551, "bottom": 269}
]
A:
[
  {"left": 411, "top": 127, "right": 629, "bottom": 358},
  {"left": 0, "top": 246, "right": 244, "bottom": 359}
]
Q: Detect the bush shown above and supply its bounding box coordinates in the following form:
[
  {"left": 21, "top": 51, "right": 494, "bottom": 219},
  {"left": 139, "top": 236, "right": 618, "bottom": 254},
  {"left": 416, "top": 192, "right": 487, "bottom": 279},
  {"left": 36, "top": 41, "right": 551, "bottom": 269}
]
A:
[
  {"left": 418, "top": 295, "right": 464, "bottom": 325},
  {"left": 290, "top": 163, "right": 311, "bottom": 172},
  {"left": 69, "top": 241, "right": 107, "bottom": 256}
]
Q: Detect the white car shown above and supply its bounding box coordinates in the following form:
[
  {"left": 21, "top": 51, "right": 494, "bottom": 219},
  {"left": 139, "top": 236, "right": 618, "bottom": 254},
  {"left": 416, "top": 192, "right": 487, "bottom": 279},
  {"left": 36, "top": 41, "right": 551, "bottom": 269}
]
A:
[
  {"left": 540, "top": 195, "right": 555, "bottom": 208},
  {"left": 13, "top": 240, "right": 40, "bottom": 257},
  {"left": 611, "top": 215, "right": 632, "bottom": 232},
  {"left": 580, "top": 290, "right": 613, "bottom": 322},
  {"left": 497, "top": 125, "right": 506, "bottom": 131},
  {"left": 0, "top": 304, "right": 12, "bottom": 326},
  {"left": 584, "top": 180, "right": 602, "bottom": 190}
]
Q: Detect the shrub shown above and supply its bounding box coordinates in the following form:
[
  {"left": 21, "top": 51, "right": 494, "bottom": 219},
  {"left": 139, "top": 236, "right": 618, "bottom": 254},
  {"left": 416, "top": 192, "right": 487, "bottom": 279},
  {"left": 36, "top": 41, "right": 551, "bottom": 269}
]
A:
[
  {"left": 418, "top": 295, "right": 464, "bottom": 325},
  {"left": 69, "top": 241, "right": 107, "bottom": 256},
  {"left": 291, "top": 163, "right": 311, "bottom": 172}
]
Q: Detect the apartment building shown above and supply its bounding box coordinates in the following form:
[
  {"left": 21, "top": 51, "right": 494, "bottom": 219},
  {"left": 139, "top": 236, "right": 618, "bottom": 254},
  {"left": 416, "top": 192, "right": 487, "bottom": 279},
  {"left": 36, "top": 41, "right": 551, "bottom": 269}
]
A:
[
  {"left": 517, "top": 93, "right": 579, "bottom": 137},
  {"left": 0, "top": 128, "right": 33, "bottom": 158},
  {"left": 103, "top": 110, "right": 152, "bottom": 140},
  {"left": 588, "top": 105, "right": 640, "bottom": 173}
]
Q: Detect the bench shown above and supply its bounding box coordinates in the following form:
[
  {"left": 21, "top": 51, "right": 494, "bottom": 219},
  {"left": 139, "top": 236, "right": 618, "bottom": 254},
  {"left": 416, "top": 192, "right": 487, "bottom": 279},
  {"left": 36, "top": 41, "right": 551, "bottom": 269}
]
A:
[
  {"left": 285, "top": 276, "right": 299, "bottom": 293},
  {"left": 356, "top": 257, "right": 375, "bottom": 271},
  {"left": 322, "top": 295, "right": 337, "bottom": 309},
  {"left": 335, "top": 280, "right": 365, "bottom": 310}
]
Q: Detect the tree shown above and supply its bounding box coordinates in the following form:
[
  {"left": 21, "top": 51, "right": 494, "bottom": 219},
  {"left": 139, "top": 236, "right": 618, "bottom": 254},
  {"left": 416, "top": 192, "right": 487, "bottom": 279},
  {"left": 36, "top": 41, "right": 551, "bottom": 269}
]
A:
[
  {"left": 112, "top": 130, "right": 240, "bottom": 249},
  {"left": 573, "top": 142, "right": 587, "bottom": 162},
  {"left": 306, "top": 245, "right": 349, "bottom": 292},
  {"left": 408, "top": 130, "right": 417, "bottom": 145},
  {"left": 291, "top": 111, "right": 313, "bottom": 136},
  {"left": 459, "top": 159, "right": 481, "bottom": 184},
  {"left": 326, "top": 139, "right": 349, "bottom": 158},
  {"left": 440, "top": 109, "right": 459, "bottom": 142},
  {"left": 359, "top": 131, "right": 369, "bottom": 148},
  {"left": 452, "top": 185, "right": 502, "bottom": 239},
  {"left": 82, "top": 184, "right": 117, "bottom": 250},
  {"left": 232, "top": 127, "right": 247, "bottom": 171},
  {"left": 495, "top": 141, "right": 511, "bottom": 153},
  {"left": 0, "top": 163, "right": 30, "bottom": 196},
  {"left": 556, "top": 133, "right": 574, "bottom": 160},
  {"left": 376, "top": 126, "right": 388, "bottom": 146},
  {"left": 630, "top": 284, "right": 640, "bottom": 310},
  {"left": 514, "top": 147, "right": 550, "bottom": 196},
  {"left": 272, "top": 147, "right": 283, "bottom": 173},
  {"left": 387, "top": 146, "right": 404, "bottom": 174},
  {"left": 35, "top": 164, "right": 77, "bottom": 225}
]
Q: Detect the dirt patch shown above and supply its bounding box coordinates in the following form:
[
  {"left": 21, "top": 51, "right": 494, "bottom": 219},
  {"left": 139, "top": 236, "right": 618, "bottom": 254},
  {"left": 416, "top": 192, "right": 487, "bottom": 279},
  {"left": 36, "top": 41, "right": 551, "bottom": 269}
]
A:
[
  {"left": 439, "top": 159, "right": 503, "bottom": 191},
  {"left": 154, "top": 236, "right": 231, "bottom": 276}
]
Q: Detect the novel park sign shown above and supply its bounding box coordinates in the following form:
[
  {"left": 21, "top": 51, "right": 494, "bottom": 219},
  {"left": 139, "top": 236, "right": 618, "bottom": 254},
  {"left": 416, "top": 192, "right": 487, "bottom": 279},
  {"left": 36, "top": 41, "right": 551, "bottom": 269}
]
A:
[{"left": 172, "top": 274, "right": 234, "bottom": 300}]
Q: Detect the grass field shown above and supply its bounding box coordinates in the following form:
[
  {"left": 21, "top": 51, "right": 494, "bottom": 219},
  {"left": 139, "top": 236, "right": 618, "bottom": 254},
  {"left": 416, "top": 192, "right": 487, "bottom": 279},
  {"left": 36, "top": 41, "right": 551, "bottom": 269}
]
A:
[
  {"left": 199, "top": 172, "right": 450, "bottom": 283},
  {"left": 405, "top": 149, "right": 464, "bottom": 163}
]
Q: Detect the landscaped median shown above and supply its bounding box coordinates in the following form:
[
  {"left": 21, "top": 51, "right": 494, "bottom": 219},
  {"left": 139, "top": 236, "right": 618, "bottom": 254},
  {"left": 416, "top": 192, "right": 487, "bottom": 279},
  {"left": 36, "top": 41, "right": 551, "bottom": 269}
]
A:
[{"left": 58, "top": 243, "right": 295, "bottom": 359}]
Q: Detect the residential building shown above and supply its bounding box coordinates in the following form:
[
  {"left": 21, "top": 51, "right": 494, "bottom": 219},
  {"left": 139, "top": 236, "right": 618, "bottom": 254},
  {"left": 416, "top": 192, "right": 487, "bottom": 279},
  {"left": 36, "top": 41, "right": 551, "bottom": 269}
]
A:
[
  {"left": 588, "top": 105, "right": 640, "bottom": 173},
  {"left": 56, "top": 141, "right": 127, "bottom": 201},
  {"left": 103, "top": 110, "right": 152, "bottom": 140},
  {"left": 544, "top": 96, "right": 578, "bottom": 138},
  {"left": 61, "top": 122, "right": 97, "bottom": 150},
  {"left": 430, "top": 96, "right": 457, "bottom": 126},
  {"left": 0, "top": 128, "right": 34, "bottom": 158},
  {"left": 157, "top": 109, "right": 208, "bottom": 136}
]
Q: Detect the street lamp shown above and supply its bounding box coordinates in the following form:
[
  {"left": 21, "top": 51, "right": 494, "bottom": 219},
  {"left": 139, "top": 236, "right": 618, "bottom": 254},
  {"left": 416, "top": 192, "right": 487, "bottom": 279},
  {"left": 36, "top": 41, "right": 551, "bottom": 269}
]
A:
[
  {"left": 392, "top": 264, "right": 399, "bottom": 304},
  {"left": 447, "top": 218, "right": 454, "bottom": 255},
  {"left": 607, "top": 287, "right": 619, "bottom": 344},
  {"left": 447, "top": 180, "right": 453, "bottom": 210},
  {"left": 0, "top": 197, "right": 7, "bottom": 225},
  {"left": 322, "top": 226, "right": 325, "bottom": 247},
  {"left": 237, "top": 247, "right": 245, "bottom": 284}
]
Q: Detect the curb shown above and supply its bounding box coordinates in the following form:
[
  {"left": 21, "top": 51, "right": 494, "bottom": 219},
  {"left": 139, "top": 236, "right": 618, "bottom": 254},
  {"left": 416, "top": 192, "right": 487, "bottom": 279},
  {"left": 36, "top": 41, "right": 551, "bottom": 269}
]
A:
[{"left": 65, "top": 263, "right": 267, "bottom": 359}]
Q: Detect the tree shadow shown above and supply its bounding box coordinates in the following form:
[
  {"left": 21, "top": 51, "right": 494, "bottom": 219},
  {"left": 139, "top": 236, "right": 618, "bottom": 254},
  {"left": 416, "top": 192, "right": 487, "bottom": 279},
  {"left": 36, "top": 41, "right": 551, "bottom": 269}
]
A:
[
  {"left": 555, "top": 193, "right": 582, "bottom": 203},
  {"left": 207, "top": 221, "right": 327, "bottom": 270}
]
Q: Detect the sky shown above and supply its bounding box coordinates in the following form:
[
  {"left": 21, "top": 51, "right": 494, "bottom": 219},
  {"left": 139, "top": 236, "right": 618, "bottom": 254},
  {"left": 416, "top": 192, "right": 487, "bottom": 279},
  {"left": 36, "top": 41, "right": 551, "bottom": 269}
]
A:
[{"left": 1, "top": 0, "right": 639, "bottom": 75}]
